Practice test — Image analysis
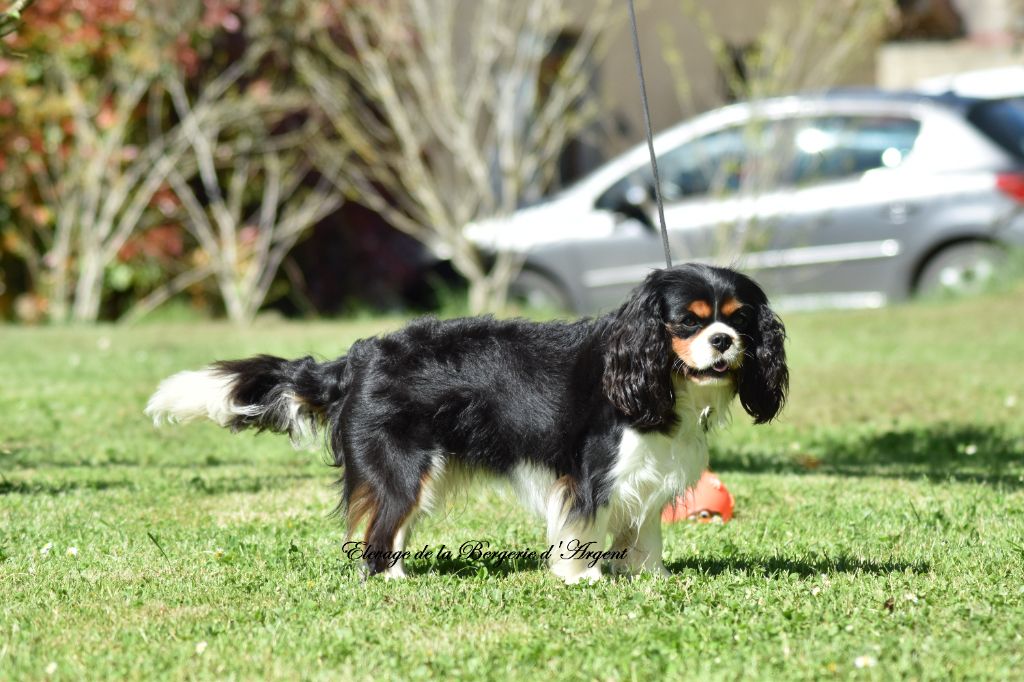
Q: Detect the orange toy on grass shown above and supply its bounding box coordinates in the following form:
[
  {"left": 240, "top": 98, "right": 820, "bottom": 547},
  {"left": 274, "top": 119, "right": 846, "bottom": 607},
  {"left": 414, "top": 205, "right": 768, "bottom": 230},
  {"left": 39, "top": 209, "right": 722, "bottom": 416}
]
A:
[{"left": 662, "top": 471, "right": 734, "bottom": 523}]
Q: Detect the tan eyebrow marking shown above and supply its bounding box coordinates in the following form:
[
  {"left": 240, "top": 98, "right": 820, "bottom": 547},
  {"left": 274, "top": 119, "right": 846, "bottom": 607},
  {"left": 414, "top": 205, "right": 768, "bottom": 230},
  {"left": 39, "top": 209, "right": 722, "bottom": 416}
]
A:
[
  {"left": 687, "top": 300, "right": 712, "bottom": 318},
  {"left": 721, "top": 297, "right": 742, "bottom": 315}
]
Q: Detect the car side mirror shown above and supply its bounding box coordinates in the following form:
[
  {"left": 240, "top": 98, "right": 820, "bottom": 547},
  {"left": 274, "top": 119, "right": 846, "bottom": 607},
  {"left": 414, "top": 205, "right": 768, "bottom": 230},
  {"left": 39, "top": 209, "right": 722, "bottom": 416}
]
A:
[
  {"left": 608, "top": 182, "right": 654, "bottom": 229},
  {"left": 674, "top": 169, "right": 709, "bottom": 197}
]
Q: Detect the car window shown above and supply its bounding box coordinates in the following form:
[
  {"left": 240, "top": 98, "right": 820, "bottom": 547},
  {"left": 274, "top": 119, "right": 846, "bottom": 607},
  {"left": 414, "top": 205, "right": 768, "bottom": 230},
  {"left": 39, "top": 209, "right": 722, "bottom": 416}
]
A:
[
  {"left": 967, "top": 98, "right": 1024, "bottom": 161},
  {"left": 595, "top": 125, "right": 766, "bottom": 211},
  {"left": 595, "top": 114, "right": 920, "bottom": 212},
  {"left": 789, "top": 115, "right": 921, "bottom": 185},
  {"left": 658, "top": 127, "right": 750, "bottom": 198}
]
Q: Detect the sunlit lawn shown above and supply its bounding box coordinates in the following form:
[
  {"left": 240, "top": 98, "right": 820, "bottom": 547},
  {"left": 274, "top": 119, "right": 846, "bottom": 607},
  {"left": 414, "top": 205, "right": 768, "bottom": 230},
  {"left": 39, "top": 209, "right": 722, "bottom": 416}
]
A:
[{"left": 2, "top": 288, "right": 1023, "bottom": 680}]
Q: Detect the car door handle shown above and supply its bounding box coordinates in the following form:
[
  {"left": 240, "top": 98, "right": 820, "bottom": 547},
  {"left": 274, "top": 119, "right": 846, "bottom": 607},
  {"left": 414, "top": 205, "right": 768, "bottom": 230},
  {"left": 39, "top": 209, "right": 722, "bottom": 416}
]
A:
[{"left": 884, "top": 203, "right": 917, "bottom": 224}]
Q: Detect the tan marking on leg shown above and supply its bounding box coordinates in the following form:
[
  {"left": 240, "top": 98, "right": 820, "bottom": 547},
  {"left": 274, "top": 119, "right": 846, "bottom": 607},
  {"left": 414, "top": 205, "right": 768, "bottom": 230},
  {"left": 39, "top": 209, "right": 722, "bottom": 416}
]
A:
[
  {"left": 346, "top": 482, "right": 377, "bottom": 536},
  {"left": 555, "top": 474, "right": 576, "bottom": 504},
  {"left": 382, "top": 469, "right": 435, "bottom": 579},
  {"left": 385, "top": 516, "right": 414, "bottom": 579}
]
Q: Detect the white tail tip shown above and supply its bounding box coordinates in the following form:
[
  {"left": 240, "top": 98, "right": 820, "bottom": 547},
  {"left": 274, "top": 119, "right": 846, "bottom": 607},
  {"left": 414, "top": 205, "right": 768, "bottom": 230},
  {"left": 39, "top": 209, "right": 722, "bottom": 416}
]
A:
[{"left": 145, "top": 368, "right": 256, "bottom": 427}]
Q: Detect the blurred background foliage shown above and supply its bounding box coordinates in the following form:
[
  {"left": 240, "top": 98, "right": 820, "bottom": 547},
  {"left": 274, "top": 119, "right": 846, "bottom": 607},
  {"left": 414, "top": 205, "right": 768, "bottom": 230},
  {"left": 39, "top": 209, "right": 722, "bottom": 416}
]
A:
[
  {"left": 4, "top": 0, "right": 1002, "bottom": 324},
  {"left": 0, "top": 0, "right": 603, "bottom": 323},
  {"left": 0, "top": 0, "right": 420, "bottom": 323},
  {"left": 1, "top": 1, "right": 253, "bottom": 321}
]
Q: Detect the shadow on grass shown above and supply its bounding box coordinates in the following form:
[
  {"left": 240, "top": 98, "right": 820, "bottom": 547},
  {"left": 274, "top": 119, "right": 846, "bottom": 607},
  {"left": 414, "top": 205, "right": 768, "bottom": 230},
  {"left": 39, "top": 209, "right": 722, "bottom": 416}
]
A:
[
  {"left": 0, "top": 477, "right": 136, "bottom": 496},
  {"left": 408, "top": 551, "right": 928, "bottom": 580},
  {"left": 0, "top": 472, "right": 322, "bottom": 496},
  {"left": 409, "top": 555, "right": 543, "bottom": 578},
  {"left": 185, "top": 473, "right": 323, "bottom": 495},
  {"left": 0, "top": 441, "right": 309, "bottom": 471},
  {"left": 667, "top": 553, "right": 929, "bottom": 578},
  {"left": 0, "top": 456, "right": 264, "bottom": 470},
  {"left": 715, "top": 424, "right": 1024, "bottom": 487}
]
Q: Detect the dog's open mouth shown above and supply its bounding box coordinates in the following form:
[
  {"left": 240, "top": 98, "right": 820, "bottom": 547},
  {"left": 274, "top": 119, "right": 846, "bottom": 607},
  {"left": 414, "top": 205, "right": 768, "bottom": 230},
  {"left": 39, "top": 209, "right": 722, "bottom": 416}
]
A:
[{"left": 685, "top": 358, "right": 734, "bottom": 379}]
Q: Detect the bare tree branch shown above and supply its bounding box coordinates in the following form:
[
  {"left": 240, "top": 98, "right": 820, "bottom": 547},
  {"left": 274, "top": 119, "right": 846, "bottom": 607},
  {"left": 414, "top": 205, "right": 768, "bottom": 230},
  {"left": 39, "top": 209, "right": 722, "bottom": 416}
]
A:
[
  {"left": 120, "top": 263, "right": 215, "bottom": 325},
  {"left": 298, "top": 0, "right": 615, "bottom": 313},
  {"left": 165, "top": 74, "right": 346, "bottom": 324}
]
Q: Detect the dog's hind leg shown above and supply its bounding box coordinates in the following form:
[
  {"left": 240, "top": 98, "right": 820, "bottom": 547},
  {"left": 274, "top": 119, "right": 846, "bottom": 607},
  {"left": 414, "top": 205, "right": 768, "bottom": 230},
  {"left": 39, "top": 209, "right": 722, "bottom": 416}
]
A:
[
  {"left": 347, "top": 452, "right": 442, "bottom": 580},
  {"left": 346, "top": 482, "right": 419, "bottom": 580},
  {"left": 365, "top": 500, "right": 418, "bottom": 580},
  {"left": 546, "top": 480, "right": 610, "bottom": 584}
]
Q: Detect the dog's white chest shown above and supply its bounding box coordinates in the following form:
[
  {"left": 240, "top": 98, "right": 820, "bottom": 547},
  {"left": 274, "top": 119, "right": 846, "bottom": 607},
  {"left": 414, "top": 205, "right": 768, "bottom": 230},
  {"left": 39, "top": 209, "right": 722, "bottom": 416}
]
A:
[{"left": 608, "top": 382, "right": 734, "bottom": 526}]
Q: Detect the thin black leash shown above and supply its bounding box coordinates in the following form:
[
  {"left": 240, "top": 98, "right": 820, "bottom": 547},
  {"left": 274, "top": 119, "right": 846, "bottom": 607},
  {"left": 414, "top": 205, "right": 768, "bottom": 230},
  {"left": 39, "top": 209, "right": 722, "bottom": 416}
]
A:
[{"left": 625, "top": 0, "right": 672, "bottom": 268}]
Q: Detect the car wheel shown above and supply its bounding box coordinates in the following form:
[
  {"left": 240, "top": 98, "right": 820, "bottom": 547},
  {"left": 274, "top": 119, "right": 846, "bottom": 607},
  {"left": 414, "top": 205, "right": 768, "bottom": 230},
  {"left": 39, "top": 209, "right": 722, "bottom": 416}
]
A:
[
  {"left": 915, "top": 242, "right": 1005, "bottom": 298},
  {"left": 509, "top": 270, "right": 572, "bottom": 312}
]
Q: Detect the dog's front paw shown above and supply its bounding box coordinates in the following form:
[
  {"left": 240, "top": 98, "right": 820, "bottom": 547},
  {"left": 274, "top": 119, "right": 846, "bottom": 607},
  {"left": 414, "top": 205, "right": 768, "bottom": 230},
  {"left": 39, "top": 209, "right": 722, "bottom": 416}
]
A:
[
  {"left": 563, "top": 566, "right": 603, "bottom": 585},
  {"left": 607, "top": 560, "right": 670, "bottom": 579},
  {"left": 607, "top": 559, "right": 635, "bottom": 577},
  {"left": 551, "top": 561, "right": 603, "bottom": 585},
  {"left": 383, "top": 565, "right": 407, "bottom": 580},
  {"left": 649, "top": 562, "right": 671, "bottom": 579}
]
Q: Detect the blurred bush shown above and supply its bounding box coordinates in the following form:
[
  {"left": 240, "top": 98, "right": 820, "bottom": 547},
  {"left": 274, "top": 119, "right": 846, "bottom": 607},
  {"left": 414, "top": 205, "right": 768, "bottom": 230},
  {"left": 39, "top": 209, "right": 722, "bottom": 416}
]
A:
[{"left": 0, "top": 1, "right": 369, "bottom": 323}]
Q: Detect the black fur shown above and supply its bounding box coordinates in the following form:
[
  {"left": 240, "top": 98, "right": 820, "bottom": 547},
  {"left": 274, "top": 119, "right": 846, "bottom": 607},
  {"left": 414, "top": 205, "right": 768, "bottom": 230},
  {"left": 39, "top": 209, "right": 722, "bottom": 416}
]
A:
[
  {"left": 329, "top": 314, "right": 624, "bottom": 548},
  {"left": 731, "top": 276, "right": 789, "bottom": 424},
  {"left": 191, "top": 264, "right": 788, "bottom": 576},
  {"left": 214, "top": 354, "right": 350, "bottom": 439},
  {"left": 602, "top": 278, "right": 677, "bottom": 431}
]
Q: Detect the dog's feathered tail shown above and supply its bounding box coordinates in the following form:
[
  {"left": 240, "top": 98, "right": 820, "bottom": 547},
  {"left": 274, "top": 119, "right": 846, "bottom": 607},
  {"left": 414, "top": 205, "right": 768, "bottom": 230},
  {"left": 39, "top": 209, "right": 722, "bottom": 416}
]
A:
[{"left": 145, "top": 354, "right": 349, "bottom": 448}]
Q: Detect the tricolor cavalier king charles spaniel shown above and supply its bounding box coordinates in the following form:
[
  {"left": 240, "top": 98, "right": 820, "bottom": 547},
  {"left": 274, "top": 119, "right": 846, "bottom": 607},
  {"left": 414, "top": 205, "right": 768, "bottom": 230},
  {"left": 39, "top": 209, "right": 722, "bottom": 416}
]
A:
[{"left": 147, "top": 264, "right": 787, "bottom": 583}]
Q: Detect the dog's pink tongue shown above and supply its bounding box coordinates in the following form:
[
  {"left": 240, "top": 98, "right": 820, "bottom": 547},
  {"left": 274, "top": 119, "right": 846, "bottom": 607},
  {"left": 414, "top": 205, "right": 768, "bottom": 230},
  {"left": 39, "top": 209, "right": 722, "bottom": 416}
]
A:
[{"left": 713, "top": 359, "right": 729, "bottom": 372}]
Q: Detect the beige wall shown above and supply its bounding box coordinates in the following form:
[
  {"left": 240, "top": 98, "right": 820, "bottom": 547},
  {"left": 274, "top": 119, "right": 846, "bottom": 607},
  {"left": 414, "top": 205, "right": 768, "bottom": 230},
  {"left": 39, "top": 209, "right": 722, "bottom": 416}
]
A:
[
  {"left": 573, "top": 0, "right": 877, "bottom": 156},
  {"left": 878, "top": 0, "right": 1021, "bottom": 89},
  {"left": 953, "top": 0, "right": 1019, "bottom": 42},
  {"left": 878, "top": 40, "right": 1021, "bottom": 89}
]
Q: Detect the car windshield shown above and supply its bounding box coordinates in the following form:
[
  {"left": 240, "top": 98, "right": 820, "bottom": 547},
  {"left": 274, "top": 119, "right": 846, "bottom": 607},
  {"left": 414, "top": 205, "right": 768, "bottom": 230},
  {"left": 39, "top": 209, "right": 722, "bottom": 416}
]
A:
[
  {"left": 967, "top": 98, "right": 1024, "bottom": 161},
  {"left": 594, "top": 113, "right": 921, "bottom": 211}
]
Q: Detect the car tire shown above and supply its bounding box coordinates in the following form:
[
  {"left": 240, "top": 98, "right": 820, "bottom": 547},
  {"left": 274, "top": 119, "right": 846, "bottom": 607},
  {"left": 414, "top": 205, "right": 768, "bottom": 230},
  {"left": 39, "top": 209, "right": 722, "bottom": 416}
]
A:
[
  {"left": 509, "top": 269, "right": 573, "bottom": 312},
  {"left": 915, "top": 241, "right": 1005, "bottom": 298}
]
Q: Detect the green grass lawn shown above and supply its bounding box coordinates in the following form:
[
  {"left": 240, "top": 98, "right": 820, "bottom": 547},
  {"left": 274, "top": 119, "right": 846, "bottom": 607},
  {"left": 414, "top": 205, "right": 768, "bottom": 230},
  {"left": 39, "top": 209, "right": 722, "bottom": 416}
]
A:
[{"left": 2, "top": 290, "right": 1023, "bottom": 680}]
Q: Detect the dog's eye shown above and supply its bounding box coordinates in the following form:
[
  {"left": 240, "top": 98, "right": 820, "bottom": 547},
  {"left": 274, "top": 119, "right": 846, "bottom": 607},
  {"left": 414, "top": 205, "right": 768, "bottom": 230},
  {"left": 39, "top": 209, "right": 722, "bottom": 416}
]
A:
[
  {"left": 730, "top": 308, "right": 750, "bottom": 326},
  {"left": 680, "top": 313, "right": 700, "bottom": 328}
]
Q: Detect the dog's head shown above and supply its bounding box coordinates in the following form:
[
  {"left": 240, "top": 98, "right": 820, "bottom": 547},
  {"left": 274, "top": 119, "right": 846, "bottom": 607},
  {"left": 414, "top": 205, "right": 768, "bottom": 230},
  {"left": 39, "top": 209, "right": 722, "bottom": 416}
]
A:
[{"left": 602, "top": 263, "right": 788, "bottom": 429}]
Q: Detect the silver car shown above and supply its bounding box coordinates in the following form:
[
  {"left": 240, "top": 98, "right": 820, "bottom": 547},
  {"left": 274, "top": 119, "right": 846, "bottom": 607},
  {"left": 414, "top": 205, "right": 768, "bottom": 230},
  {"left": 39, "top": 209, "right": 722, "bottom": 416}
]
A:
[{"left": 467, "top": 90, "right": 1024, "bottom": 313}]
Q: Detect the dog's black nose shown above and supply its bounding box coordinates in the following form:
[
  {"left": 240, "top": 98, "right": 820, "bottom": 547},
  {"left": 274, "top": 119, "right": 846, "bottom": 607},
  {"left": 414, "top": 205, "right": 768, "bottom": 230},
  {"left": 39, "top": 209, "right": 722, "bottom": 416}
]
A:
[{"left": 709, "top": 333, "right": 732, "bottom": 352}]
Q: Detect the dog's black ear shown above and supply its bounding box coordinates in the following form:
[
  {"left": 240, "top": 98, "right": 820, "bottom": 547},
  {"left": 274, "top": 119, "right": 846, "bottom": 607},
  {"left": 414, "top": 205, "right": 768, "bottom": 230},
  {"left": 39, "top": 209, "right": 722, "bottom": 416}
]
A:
[
  {"left": 602, "top": 278, "right": 676, "bottom": 430},
  {"left": 738, "top": 302, "right": 788, "bottom": 424}
]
